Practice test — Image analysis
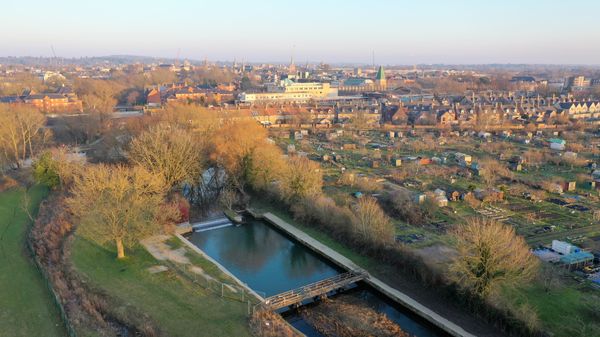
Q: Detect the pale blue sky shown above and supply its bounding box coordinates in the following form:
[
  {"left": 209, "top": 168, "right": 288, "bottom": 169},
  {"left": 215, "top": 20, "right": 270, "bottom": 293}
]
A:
[{"left": 1, "top": 0, "right": 599, "bottom": 64}]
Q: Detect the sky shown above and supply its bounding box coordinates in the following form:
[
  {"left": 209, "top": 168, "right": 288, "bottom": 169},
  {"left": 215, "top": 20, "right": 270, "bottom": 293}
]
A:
[{"left": 1, "top": 0, "right": 599, "bottom": 65}]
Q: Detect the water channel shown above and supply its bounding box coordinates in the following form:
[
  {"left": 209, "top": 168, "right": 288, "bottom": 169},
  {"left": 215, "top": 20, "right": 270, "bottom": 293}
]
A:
[{"left": 185, "top": 218, "right": 445, "bottom": 337}]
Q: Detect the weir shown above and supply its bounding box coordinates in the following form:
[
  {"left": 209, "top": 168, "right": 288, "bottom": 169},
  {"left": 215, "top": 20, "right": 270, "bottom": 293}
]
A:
[{"left": 191, "top": 217, "right": 232, "bottom": 232}]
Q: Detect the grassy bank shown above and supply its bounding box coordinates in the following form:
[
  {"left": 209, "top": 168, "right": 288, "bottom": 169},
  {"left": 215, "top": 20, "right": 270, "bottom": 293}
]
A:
[
  {"left": 71, "top": 236, "right": 253, "bottom": 337},
  {"left": 0, "top": 186, "right": 65, "bottom": 337},
  {"left": 505, "top": 284, "right": 599, "bottom": 336}
]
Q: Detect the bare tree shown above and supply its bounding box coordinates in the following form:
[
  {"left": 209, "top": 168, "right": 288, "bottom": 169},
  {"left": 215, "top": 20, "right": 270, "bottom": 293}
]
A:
[
  {"left": 68, "top": 164, "right": 177, "bottom": 259},
  {"left": 128, "top": 124, "right": 202, "bottom": 188},
  {"left": 479, "top": 158, "right": 513, "bottom": 188},
  {"left": 0, "top": 105, "right": 48, "bottom": 168},
  {"left": 218, "top": 185, "right": 238, "bottom": 211},
  {"left": 450, "top": 218, "right": 539, "bottom": 297},
  {"left": 353, "top": 197, "right": 394, "bottom": 245},
  {"left": 280, "top": 156, "right": 322, "bottom": 201},
  {"left": 247, "top": 143, "right": 287, "bottom": 192},
  {"left": 74, "top": 78, "right": 124, "bottom": 124},
  {"left": 211, "top": 119, "right": 270, "bottom": 189}
]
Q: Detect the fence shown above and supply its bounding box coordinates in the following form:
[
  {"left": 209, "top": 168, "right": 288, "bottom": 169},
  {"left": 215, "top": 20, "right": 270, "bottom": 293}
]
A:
[{"left": 163, "top": 259, "right": 263, "bottom": 316}]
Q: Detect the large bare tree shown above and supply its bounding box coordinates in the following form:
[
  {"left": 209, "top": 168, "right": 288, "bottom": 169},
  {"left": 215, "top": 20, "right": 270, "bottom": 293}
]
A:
[
  {"left": 128, "top": 124, "right": 202, "bottom": 188},
  {"left": 450, "top": 218, "right": 539, "bottom": 297},
  {"left": 211, "top": 119, "right": 270, "bottom": 189},
  {"left": 74, "top": 78, "right": 124, "bottom": 123},
  {"left": 68, "top": 164, "right": 176, "bottom": 258},
  {"left": 280, "top": 156, "right": 322, "bottom": 201},
  {"left": 0, "top": 105, "right": 48, "bottom": 168},
  {"left": 246, "top": 143, "right": 287, "bottom": 192}
]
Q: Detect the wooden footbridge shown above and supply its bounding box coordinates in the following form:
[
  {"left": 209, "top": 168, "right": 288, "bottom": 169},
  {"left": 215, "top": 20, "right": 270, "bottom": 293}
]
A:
[{"left": 261, "top": 270, "right": 367, "bottom": 311}]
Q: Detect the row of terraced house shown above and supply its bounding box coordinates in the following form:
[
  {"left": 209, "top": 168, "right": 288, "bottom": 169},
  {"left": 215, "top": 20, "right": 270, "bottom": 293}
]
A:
[{"left": 0, "top": 87, "right": 83, "bottom": 113}]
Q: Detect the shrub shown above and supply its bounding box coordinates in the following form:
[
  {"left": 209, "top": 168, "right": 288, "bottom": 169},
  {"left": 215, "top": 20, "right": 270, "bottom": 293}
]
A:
[
  {"left": 381, "top": 190, "right": 430, "bottom": 225},
  {"left": 33, "top": 152, "right": 60, "bottom": 188},
  {"left": 0, "top": 175, "right": 18, "bottom": 191}
]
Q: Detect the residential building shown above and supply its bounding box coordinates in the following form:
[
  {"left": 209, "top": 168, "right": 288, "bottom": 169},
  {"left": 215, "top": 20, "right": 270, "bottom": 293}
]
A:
[{"left": 240, "top": 79, "right": 337, "bottom": 103}]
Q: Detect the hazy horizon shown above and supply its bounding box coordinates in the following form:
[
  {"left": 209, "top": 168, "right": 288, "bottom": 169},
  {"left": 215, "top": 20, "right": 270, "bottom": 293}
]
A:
[
  {"left": 2, "top": 0, "right": 600, "bottom": 65},
  {"left": 4, "top": 54, "right": 600, "bottom": 67}
]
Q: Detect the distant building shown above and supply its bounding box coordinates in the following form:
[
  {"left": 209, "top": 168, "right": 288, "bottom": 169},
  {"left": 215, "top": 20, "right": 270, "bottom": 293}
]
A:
[
  {"left": 549, "top": 138, "right": 566, "bottom": 151},
  {"left": 560, "top": 251, "right": 594, "bottom": 270},
  {"left": 552, "top": 240, "right": 579, "bottom": 255},
  {"left": 338, "top": 66, "right": 387, "bottom": 93},
  {"left": 511, "top": 76, "right": 537, "bottom": 91},
  {"left": 557, "top": 101, "right": 600, "bottom": 119},
  {"left": 375, "top": 65, "right": 386, "bottom": 89},
  {"left": 571, "top": 75, "right": 591, "bottom": 89},
  {"left": 22, "top": 92, "right": 82, "bottom": 113},
  {"left": 145, "top": 83, "right": 233, "bottom": 106},
  {"left": 343, "top": 78, "right": 374, "bottom": 87},
  {"left": 240, "top": 79, "right": 337, "bottom": 103}
]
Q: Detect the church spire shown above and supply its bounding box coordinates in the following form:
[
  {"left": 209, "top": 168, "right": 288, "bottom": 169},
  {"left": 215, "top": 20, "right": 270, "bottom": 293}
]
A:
[{"left": 375, "top": 65, "right": 386, "bottom": 89}]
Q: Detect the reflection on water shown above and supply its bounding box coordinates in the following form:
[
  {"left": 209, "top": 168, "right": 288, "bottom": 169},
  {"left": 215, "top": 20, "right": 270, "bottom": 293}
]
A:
[{"left": 186, "top": 219, "right": 341, "bottom": 296}]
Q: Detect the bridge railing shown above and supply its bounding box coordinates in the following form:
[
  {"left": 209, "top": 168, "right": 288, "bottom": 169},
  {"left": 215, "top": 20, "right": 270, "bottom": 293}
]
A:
[{"left": 261, "top": 270, "right": 368, "bottom": 310}]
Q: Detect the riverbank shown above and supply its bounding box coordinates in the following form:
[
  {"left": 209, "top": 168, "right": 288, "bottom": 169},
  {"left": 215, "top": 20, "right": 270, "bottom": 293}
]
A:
[{"left": 72, "top": 235, "right": 254, "bottom": 337}]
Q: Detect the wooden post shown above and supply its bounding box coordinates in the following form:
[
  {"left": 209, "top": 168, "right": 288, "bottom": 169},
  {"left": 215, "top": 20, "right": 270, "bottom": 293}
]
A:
[{"left": 221, "top": 283, "right": 224, "bottom": 297}]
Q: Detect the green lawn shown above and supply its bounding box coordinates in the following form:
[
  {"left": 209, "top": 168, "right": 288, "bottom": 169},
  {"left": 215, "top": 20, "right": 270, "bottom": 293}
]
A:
[
  {"left": 0, "top": 186, "right": 65, "bottom": 337},
  {"left": 505, "top": 284, "right": 600, "bottom": 337},
  {"left": 71, "top": 236, "right": 253, "bottom": 337}
]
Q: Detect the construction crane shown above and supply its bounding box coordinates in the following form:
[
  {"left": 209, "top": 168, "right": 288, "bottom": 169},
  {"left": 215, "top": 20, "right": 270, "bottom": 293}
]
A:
[
  {"left": 50, "top": 45, "right": 58, "bottom": 68},
  {"left": 175, "top": 48, "right": 181, "bottom": 68}
]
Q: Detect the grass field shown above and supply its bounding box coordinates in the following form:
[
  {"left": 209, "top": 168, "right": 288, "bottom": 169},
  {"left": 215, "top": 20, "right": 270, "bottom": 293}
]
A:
[
  {"left": 71, "top": 235, "right": 254, "bottom": 337},
  {"left": 0, "top": 186, "right": 66, "bottom": 337},
  {"left": 505, "top": 283, "right": 600, "bottom": 337}
]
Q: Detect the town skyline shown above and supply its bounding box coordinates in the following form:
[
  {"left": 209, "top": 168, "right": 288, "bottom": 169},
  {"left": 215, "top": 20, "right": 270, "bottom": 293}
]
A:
[{"left": 2, "top": 0, "right": 600, "bottom": 64}]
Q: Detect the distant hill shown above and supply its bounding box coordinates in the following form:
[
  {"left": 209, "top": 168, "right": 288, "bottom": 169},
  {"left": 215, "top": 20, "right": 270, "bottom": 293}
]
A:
[{"left": 0, "top": 55, "right": 192, "bottom": 66}]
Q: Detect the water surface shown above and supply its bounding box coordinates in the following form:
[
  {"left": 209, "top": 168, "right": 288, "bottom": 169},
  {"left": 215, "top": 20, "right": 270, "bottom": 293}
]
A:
[{"left": 186, "top": 219, "right": 342, "bottom": 297}]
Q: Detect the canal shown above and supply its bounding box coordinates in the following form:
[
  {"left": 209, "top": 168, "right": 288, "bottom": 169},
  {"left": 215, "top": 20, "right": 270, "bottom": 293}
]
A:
[{"left": 186, "top": 218, "right": 445, "bottom": 337}]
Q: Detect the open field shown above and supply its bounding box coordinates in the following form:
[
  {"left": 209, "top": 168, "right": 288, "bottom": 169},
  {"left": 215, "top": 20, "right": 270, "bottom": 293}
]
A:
[
  {"left": 0, "top": 186, "right": 65, "bottom": 337},
  {"left": 71, "top": 235, "right": 253, "bottom": 337},
  {"left": 504, "top": 283, "right": 600, "bottom": 337}
]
